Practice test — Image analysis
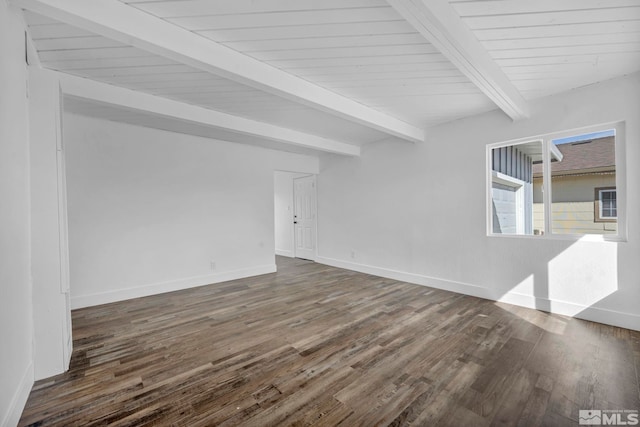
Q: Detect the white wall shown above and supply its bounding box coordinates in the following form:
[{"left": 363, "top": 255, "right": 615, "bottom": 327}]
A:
[
  {"left": 65, "top": 114, "right": 318, "bottom": 308},
  {"left": 318, "top": 73, "right": 640, "bottom": 330},
  {"left": 29, "top": 67, "right": 73, "bottom": 380},
  {"left": 0, "top": 4, "right": 34, "bottom": 426},
  {"left": 274, "top": 171, "right": 309, "bottom": 257}
]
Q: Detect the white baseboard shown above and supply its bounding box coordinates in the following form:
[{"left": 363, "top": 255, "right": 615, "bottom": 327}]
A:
[
  {"left": 2, "top": 362, "right": 33, "bottom": 427},
  {"left": 496, "top": 292, "right": 640, "bottom": 331},
  {"left": 316, "top": 256, "right": 640, "bottom": 331},
  {"left": 71, "top": 264, "right": 277, "bottom": 309},
  {"left": 316, "top": 256, "right": 489, "bottom": 299},
  {"left": 275, "top": 249, "right": 294, "bottom": 257}
]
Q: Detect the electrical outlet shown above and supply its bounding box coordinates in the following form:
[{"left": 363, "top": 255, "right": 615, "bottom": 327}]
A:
[
  {"left": 210, "top": 261, "right": 216, "bottom": 271},
  {"left": 350, "top": 250, "right": 356, "bottom": 259}
]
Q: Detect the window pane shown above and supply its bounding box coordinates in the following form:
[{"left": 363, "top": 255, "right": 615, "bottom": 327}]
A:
[
  {"left": 550, "top": 131, "right": 617, "bottom": 234},
  {"left": 491, "top": 141, "right": 543, "bottom": 235},
  {"left": 601, "top": 190, "right": 617, "bottom": 219}
]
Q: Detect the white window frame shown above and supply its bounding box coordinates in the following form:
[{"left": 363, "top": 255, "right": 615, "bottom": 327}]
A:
[
  {"left": 599, "top": 189, "right": 617, "bottom": 219},
  {"left": 486, "top": 121, "right": 626, "bottom": 242}
]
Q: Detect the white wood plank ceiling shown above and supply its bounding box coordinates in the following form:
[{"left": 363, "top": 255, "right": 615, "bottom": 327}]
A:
[
  {"left": 16, "top": 0, "right": 640, "bottom": 155},
  {"left": 118, "top": 0, "right": 497, "bottom": 127},
  {"left": 23, "top": 11, "right": 389, "bottom": 147},
  {"left": 450, "top": 0, "right": 640, "bottom": 100}
]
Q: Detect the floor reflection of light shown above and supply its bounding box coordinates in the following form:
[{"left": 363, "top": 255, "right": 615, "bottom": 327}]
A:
[{"left": 494, "top": 300, "right": 568, "bottom": 335}]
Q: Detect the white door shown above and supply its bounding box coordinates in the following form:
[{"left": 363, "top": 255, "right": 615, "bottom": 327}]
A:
[{"left": 293, "top": 175, "right": 316, "bottom": 260}]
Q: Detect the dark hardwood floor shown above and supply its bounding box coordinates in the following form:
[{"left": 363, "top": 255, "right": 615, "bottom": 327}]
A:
[{"left": 19, "top": 257, "right": 640, "bottom": 426}]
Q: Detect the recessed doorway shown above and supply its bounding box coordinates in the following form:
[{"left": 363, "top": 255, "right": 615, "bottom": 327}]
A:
[{"left": 274, "top": 171, "right": 317, "bottom": 261}]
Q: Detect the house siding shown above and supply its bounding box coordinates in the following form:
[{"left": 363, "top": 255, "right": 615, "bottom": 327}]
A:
[{"left": 533, "top": 173, "right": 617, "bottom": 234}]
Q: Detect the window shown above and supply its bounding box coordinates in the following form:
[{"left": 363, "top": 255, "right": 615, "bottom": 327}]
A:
[
  {"left": 487, "top": 122, "right": 625, "bottom": 240},
  {"left": 549, "top": 131, "right": 617, "bottom": 235},
  {"left": 596, "top": 188, "right": 617, "bottom": 221},
  {"left": 489, "top": 140, "right": 544, "bottom": 236}
]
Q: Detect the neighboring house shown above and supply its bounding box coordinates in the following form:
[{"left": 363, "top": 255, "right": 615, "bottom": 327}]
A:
[
  {"left": 532, "top": 136, "right": 617, "bottom": 235},
  {"left": 491, "top": 142, "right": 538, "bottom": 235},
  {"left": 491, "top": 141, "right": 562, "bottom": 235}
]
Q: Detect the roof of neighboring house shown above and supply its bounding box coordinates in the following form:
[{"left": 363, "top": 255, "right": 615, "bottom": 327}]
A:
[{"left": 533, "top": 136, "right": 615, "bottom": 177}]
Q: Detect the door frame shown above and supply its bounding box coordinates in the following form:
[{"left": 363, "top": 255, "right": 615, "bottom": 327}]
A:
[{"left": 293, "top": 174, "right": 318, "bottom": 261}]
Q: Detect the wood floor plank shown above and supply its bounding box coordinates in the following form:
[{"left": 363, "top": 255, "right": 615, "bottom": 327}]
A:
[{"left": 18, "top": 256, "right": 640, "bottom": 426}]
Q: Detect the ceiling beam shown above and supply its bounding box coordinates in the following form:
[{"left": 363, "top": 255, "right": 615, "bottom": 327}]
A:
[
  {"left": 57, "top": 72, "right": 361, "bottom": 156},
  {"left": 386, "top": 0, "right": 530, "bottom": 121},
  {"left": 13, "top": 0, "right": 425, "bottom": 143}
]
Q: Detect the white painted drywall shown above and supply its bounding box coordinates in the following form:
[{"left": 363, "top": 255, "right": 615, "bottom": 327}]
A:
[
  {"left": 64, "top": 114, "right": 318, "bottom": 308},
  {"left": 29, "top": 67, "right": 73, "bottom": 380},
  {"left": 274, "top": 171, "right": 309, "bottom": 257},
  {"left": 317, "top": 73, "right": 640, "bottom": 330},
  {"left": 0, "top": 4, "right": 34, "bottom": 426}
]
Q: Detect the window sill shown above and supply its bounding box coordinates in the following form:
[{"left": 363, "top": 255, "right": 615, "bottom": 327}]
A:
[{"left": 487, "top": 233, "right": 626, "bottom": 243}]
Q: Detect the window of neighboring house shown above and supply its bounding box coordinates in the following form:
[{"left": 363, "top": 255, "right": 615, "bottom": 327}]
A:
[
  {"left": 596, "top": 188, "right": 617, "bottom": 221},
  {"left": 487, "top": 122, "right": 625, "bottom": 240}
]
